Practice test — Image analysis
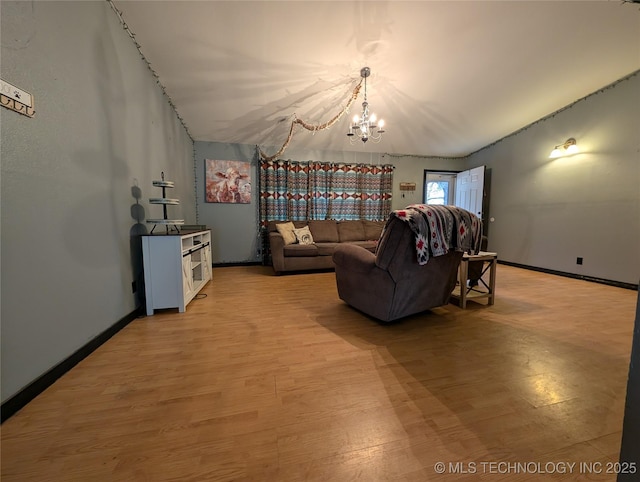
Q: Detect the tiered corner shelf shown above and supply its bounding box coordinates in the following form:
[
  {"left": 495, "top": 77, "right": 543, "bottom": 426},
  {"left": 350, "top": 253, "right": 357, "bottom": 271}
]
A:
[{"left": 147, "top": 174, "right": 184, "bottom": 234}]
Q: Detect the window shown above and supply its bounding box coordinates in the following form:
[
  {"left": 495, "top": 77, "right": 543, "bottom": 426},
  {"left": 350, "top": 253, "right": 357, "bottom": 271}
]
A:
[
  {"left": 423, "top": 172, "right": 456, "bottom": 205},
  {"left": 425, "top": 181, "right": 449, "bottom": 205}
]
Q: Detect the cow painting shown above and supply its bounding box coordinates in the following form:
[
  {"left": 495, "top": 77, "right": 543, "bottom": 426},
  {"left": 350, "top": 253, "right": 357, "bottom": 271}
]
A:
[{"left": 205, "top": 160, "right": 251, "bottom": 204}]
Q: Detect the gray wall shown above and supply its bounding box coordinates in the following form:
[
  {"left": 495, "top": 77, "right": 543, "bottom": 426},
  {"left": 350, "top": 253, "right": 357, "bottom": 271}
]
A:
[
  {"left": 466, "top": 72, "right": 639, "bottom": 285},
  {"left": 1, "top": 1, "right": 194, "bottom": 402},
  {"left": 194, "top": 143, "right": 467, "bottom": 263},
  {"left": 194, "top": 142, "right": 261, "bottom": 264}
]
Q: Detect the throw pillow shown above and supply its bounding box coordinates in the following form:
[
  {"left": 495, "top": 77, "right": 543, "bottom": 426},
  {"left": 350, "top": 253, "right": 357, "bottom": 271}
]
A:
[
  {"left": 294, "top": 226, "right": 314, "bottom": 245},
  {"left": 275, "top": 222, "right": 297, "bottom": 245}
]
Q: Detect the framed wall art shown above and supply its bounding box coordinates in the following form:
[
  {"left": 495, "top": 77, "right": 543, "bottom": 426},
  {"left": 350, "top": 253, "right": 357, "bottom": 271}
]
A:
[{"left": 205, "top": 159, "right": 251, "bottom": 204}]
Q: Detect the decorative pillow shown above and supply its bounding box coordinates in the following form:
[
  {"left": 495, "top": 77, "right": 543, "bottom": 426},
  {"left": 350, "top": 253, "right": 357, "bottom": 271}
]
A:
[
  {"left": 275, "top": 222, "right": 297, "bottom": 245},
  {"left": 294, "top": 225, "right": 315, "bottom": 245}
]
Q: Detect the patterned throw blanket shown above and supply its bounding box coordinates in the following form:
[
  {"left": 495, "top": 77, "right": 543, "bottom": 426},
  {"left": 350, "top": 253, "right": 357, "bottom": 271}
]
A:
[{"left": 392, "top": 204, "right": 482, "bottom": 265}]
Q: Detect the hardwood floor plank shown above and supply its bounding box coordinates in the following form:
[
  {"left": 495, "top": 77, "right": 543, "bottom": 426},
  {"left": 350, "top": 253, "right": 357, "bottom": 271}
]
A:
[{"left": 1, "top": 264, "right": 636, "bottom": 481}]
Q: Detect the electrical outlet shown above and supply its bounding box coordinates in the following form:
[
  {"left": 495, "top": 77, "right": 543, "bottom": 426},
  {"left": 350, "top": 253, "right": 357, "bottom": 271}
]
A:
[
  {"left": 132, "top": 280, "right": 137, "bottom": 293},
  {"left": 576, "top": 257, "right": 583, "bottom": 265}
]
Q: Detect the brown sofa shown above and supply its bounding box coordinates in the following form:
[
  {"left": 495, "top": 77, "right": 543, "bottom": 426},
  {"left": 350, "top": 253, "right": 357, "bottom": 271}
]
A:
[
  {"left": 333, "top": 216, "right": 466, "bottom": 322},
  {"left": 267, "top": 219, "right": 385, "bottom": 274}
]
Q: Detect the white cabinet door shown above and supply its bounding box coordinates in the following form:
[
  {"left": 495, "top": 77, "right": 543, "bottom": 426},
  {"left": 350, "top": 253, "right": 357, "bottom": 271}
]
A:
[{"left": 182, "top": 255, "right": 194, "bottom": 302}]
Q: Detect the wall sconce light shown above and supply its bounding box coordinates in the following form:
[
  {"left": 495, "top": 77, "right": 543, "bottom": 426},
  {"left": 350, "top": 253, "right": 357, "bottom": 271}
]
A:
[{"left": 549, "top": 138, "right": 579, "bottom": 158}]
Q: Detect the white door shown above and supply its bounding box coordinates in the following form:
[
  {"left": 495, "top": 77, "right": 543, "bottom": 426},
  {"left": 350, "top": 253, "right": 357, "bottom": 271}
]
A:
[{"left": 454, "top": 166, "right": 485, "bottom": 219}]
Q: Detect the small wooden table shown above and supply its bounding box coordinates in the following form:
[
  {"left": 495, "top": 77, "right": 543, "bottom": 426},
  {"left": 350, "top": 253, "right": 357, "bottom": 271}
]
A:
[{"left": 451, "top": 251, "right": 497, "bottom": 309}]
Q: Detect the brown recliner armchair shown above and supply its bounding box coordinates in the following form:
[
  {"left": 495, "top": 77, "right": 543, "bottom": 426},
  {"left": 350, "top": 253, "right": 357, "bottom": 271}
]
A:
[{"left": 333, "top": 216, "right": 465, "bottom": 322}]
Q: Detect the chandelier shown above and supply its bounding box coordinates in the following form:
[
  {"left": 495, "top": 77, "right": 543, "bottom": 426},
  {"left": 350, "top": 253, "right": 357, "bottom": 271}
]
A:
[{"left": 347, "top": 67, "right": 385, "bottom": 143}]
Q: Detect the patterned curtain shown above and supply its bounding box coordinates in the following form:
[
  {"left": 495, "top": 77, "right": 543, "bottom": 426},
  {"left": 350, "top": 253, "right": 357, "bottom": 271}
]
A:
[
  {"left": 259, "top": 159, "right": 307, "bottom": 222},
  {"left": 308, "top": 161, "right": 331, "bottom": 220},
  {"left": 327, "top": 163, "right": 394, "bottom": 221},
  {"left": 260, "top": 159, "right": 393, "bottom": 223}
]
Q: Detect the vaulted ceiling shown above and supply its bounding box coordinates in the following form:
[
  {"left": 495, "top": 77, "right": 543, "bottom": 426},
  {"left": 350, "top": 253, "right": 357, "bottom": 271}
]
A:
[{"left": 113, "top": 1, "right": 639, "bottom": 158}]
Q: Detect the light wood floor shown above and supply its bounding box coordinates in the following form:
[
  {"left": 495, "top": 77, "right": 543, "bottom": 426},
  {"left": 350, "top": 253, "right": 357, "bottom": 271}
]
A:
[{"left": 1, "top": 265, "right": 637, "bottom": 481}]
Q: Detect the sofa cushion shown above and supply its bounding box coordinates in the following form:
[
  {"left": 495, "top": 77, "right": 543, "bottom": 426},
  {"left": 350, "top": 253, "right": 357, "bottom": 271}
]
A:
[
  {"left": 363, "top": 220, "right": 385, "bottom": 240},
  {"left": 294, "top": 226, "right": 314, "bottom": 245},
  {"left": 283, "top": 244, "right": 319, "bottom": 257},
  {"left": 275, "top": 222, "right": 297, "bottom": 245},
  {"left": 337, "top": 221, "right": 365, "bottom": 242},
  {"left": 308, "top": 220, "right": 339, "bottom": 242},
  {"left": 315, "top": 242, "right": 340, "bottom": 256}
]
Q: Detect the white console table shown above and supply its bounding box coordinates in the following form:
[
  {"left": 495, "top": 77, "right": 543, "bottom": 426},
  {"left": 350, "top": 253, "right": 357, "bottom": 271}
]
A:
[{"left": 142, "top": 230, "right": 212, "bottom": 315}]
